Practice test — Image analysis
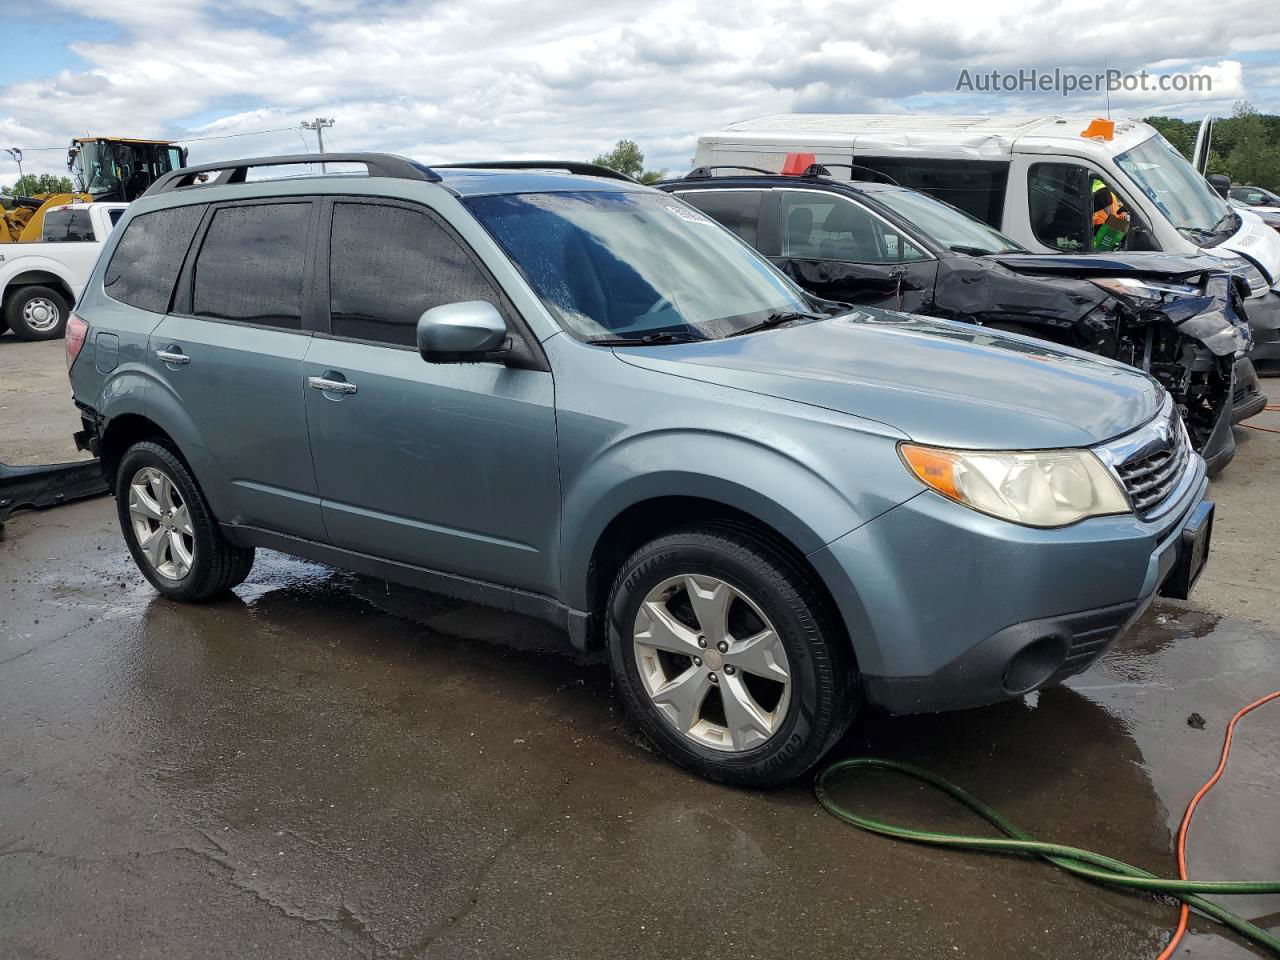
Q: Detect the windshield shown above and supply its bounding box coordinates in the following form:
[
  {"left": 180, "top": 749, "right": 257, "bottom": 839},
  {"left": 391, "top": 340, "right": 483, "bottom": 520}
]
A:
[
  {"left": 871, "top": 186, "right": 1023, "bottom": 254},
  {"left": 72, "top": 141, "right": 182, "bottom": 199},
  {"left": 1115, "top": 134, "right": 1235, "bottom": 242},
  {"left": 465, "top": 191, "right": 816, "bottom": 341}
]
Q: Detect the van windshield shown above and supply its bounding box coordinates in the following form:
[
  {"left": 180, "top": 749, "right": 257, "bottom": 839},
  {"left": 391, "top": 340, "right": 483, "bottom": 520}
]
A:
[
  {"left": 871, "top": 186, "right": 1023, "bottom": 255},
  {"left": 1115, "top": 135, "right": 1238, "bottom": 244},
  {"left": 466, "top": 190, "right": 818, "bottom": 342}
]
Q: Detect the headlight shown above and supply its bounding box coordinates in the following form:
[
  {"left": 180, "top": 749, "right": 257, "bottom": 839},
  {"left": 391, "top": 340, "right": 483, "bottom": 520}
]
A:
[
  {"left": 899, "top": 444, "right": 1131, "bottom": 527},
  {"left": 1091, "top": 276, "right": 1200, "bottom": 299},
  {"left": 1217, "top": 256, "right": 1270, "bottom": 296}
]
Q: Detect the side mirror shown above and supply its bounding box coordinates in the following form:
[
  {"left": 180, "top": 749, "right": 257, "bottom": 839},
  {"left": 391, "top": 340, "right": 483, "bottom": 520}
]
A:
[
  {"left": 1207, "top": 174, "right": 1231, "bottom": 199},
  {"left": 416, "top": 301, "right": 509, "bottom": 364}
]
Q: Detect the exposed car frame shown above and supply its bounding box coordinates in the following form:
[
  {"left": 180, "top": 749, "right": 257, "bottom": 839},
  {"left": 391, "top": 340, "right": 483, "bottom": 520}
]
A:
[{"left": 658, "top": 166, "right": 1263, "bottom": 473}]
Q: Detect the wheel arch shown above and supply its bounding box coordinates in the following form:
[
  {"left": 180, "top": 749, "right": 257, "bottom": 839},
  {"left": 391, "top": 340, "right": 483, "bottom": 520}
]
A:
[
  {"left": 573, "top": 490, "right": 850, "bottom": 657},
  {"left": 1, "top": 265, "right": 77, "bottom": 310},
  {"left": 97, "top": 397, "right": 229, "bottom": 520}
]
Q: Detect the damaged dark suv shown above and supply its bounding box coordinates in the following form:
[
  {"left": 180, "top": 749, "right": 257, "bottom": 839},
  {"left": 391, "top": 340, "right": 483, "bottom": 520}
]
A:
[{"left": 659, "top": 167, "right": 1265, "bottom": 473}]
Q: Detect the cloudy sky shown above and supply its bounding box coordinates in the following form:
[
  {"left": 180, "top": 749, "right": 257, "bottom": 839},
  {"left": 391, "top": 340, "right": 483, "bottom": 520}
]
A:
[{"left": 2, "top": 0, "right": 1278, "bottom": 187}]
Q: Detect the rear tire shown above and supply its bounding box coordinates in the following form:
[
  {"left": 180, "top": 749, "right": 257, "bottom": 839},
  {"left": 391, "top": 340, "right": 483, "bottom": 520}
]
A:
[
  {"left": 4, "top": 285, "right": 69, "bottom": 341},
  {"left": 606, "top": 523, "right": 856, "bottom": 787},
  {"left": 116, "top": 441, "right": 255, "bottom": 601}
]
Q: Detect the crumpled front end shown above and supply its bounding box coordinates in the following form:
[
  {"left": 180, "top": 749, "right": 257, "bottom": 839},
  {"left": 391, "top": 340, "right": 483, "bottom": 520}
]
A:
[
  {"left": 1087, "top": 273, "right": 1250, "bottom": 473},
  {"left": 939, "top": 256, "right": 1256, "bottom": 473}
]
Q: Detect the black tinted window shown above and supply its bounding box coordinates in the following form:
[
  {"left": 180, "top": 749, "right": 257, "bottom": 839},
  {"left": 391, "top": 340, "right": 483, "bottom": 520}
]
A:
[
  {"left": 329, "top": 202, "right": 502, "bottom": 346},
  {"left": 780, "top": 192, "right": 927, "bottom": 263},
  {"left": 42, "top": 208, "right": 95, "bottom": 242},
  {"left": 854, "top": 157, "right": 1009, "bottom": 226},
  {"left": 678, "top": 190, "right": 763, "bottom": 245},
  {"left": 193, "top": 203, "right": 310, "bottom": 329},
  {"left": 104, "top": 205, "right": 206, "bottom": 313}
]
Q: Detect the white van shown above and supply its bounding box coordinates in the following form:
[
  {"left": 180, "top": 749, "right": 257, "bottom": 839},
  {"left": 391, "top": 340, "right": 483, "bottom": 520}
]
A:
[{"left": 693, "top": 114, "right": 1280, "bottom": 358}]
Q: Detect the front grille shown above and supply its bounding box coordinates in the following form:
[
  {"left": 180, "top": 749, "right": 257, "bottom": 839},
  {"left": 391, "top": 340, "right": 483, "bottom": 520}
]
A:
[
  {"left": 1115, "top": 419, "right": 1190, "bottom": 519},
  {"left": 1050, "top": 603, "right": 1136, "bottom": 681}
]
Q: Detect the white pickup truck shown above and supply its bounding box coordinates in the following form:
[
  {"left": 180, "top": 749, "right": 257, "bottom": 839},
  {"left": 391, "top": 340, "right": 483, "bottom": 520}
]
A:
[{"left": 0, "top": 202, "right": 127, "bottom": 340}]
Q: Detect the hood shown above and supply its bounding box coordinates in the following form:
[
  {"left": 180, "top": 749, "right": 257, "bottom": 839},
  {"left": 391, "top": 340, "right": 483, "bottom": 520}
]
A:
[
  {"left": 992, "top": 252, "right": 1216, "bottom": 279},
  {"left": 614, "top": 310, "right": 1162, "bottom": 450},
  {"left": 1215, "top": 209, "right": 1280, "bottom": 283}
]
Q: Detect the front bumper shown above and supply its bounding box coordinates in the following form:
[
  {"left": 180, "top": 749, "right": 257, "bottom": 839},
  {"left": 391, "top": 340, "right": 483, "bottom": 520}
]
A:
[
  {"left": 1232, "top": 356, "right": 1268, "bottom": 423},
  {"left": 1242, "top": 290, "right": 1280, "bottom": 363},
  {"left": 809, "top": 454, "right": 1211, "bottom": 715}
]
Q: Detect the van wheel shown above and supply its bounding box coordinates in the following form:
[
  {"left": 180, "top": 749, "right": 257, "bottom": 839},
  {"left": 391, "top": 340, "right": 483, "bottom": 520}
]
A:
[
  {"left": 606, "top": 523, "right": 856, "bottom": 787},
  {"left": 116, "top": 441, "right": 255, "bottom": 601},
  {"left": 5, "top": 286, "right": 69, "bottom": 341}
]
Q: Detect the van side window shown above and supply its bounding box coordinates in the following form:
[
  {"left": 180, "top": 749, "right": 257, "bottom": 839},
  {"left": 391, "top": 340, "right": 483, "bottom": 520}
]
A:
[
  {"left": 780, "top": 192, "right": 928, "bottom": 263},
  {"left": 1028, "top": 163, "right": 1134, "bottom": 253},
  {"left": 41, "top": 208, "right": 95, "bottom": 242},
  {"left": 328, "top": 202, "right": 503, "bottom": 347},
  {"left": 192, "top": 202, "right": 311, "bottom": 330},
  {"left": 854, "top": 157, "right": 1009, "bottom": 226},
  {"left": 103, "top": 205, "right": 207, "bottom": 314},
  {"left": 678, "top": 190, "right": 763, "bottom": 245}
]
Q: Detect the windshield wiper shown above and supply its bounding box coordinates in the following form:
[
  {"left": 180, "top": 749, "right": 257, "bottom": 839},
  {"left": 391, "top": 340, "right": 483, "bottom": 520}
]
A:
[
  {"left": 1208, "top": 210, "right": 1240, "bottom": 235},
  {"left": 586, "top": 331, "right": 707, "bottom": 346},
  {"left": 728, "top": 310, "right": 824, "bottom": 338},
  {"left": 948, "top": 244, "right": 999, "bottom": 257}
]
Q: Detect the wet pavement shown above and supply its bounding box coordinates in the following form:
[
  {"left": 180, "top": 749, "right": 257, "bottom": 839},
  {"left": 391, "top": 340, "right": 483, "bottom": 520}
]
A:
[{"left": 3, "top": 496, "right": 1279, "bottom": 959}]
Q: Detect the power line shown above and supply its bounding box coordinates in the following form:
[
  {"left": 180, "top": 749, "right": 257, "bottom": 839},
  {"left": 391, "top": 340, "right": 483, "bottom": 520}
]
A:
[{"left": 173, "top": 125, "right": 303, "bottom": 143}]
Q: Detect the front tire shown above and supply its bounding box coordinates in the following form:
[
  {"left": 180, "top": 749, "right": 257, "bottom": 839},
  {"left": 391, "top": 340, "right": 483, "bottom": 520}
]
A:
[
  {"left": 607, "top": 523, "right": 856, "bottom": 787},
  {"left": 116, "top": 441, "right": 255, "bottom": 601},
  {"left": 4, "top": 285, "right": 69, "bottom": 341}
]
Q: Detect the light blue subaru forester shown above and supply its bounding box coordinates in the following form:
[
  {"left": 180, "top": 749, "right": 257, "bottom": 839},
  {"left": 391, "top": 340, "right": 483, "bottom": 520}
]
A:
[{"left": 68, "top": 154, "right": 1213, "bottom": 786}]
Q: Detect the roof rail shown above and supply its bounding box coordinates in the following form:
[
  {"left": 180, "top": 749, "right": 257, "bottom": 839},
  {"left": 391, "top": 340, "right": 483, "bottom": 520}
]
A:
[
  {"left": 683, "top": 165, "right": 778, "bottom": 179},
  {"left": 433, "top": 160, "right": 639, "bottom": 183},
  {"left": 801, "top": 162, "right": 899, "bottom": 186},
  {"left": 144, "top": 153, "right": 441, "bottom": 196}
]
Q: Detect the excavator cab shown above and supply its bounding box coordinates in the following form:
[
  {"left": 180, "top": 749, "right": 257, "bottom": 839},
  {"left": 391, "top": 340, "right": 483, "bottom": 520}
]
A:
[{"left": 67, "top": 137, "right": 188, "bottom": 202}]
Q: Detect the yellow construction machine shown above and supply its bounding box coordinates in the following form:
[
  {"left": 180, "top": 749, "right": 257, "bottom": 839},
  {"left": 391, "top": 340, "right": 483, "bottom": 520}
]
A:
[{"left": 2, "top": 136, "right": 187, "bottom": 243}]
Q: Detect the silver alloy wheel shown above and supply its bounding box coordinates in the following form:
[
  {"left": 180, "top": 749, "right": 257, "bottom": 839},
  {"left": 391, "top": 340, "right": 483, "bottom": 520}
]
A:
[
  {"left": 127, "top": 466, "right": 195, "bottom": 580},
  {"left": 633, "top": 574, "right": 791, "bottom": 752},
  {"left": 22, "top": 297, "right": 61, "bottom": 332}
]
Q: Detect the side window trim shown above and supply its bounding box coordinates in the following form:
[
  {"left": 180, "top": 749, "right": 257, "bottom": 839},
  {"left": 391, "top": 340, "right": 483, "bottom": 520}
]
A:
[
  {"left": 172, "top": 196, "right": 320, "bottom": 334},
  {"left": 318, "top": 195, "right": 548, "bottom": 370},
  {"left": 777, "top": 187, "right": 935, "bottom": 264}
]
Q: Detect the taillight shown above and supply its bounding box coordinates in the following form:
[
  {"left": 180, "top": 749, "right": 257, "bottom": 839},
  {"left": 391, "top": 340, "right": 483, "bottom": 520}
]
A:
[{"left": 66, "top": 313, "right": 89, "bottom": 370}]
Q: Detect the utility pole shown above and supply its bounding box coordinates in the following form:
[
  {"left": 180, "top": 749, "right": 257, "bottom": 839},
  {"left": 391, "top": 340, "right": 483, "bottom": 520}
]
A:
[
  {"left": 301, "top": 119, "right": 334, "bottom": 173},
  {"left": 4, "top": 148, "right": 24, "bottom": 194}
]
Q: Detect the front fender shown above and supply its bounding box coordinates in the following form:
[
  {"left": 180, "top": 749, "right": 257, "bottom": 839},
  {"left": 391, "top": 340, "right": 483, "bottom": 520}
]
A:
[{"left": 558, "top": 426, "right": 913, "bottom": 611}]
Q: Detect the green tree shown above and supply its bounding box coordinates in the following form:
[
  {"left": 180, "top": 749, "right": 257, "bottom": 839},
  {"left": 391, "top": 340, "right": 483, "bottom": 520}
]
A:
[
  {"left": 1143, "top": 116, "right": 1195, "bottom": 158},
  {"left": 591, "top": 139, "right": 664, "bottom": 184},
  {"left": 11, "top": 173, "right": 75, "bottom": 196},
  {"left": 1219, "top": 101, "right": 1280, "bottom": 189}
]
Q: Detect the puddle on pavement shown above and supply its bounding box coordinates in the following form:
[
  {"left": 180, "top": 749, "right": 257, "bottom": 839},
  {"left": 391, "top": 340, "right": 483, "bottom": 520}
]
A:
[{"left": 4, "top": 516, "right": 1278, "bottom": 958}]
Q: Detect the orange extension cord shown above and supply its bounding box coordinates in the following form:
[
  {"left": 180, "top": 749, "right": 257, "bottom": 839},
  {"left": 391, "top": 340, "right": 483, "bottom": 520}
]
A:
[{"left": 1156, "top": 689, "right": 1280, "bottom": 959}]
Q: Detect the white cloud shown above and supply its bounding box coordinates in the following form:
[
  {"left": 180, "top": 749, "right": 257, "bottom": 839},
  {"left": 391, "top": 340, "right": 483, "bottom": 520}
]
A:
[{"left": 1, "top": 0, "right": 1277, "bottom": 183}]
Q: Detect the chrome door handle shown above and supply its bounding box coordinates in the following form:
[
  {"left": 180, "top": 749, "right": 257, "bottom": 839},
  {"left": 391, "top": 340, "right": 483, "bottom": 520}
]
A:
[
  {"left": 155, "top": 349, "right": 190, "bottom": 364},
  {"left": 308, "top": 376, "right": 358, "bottom": 395}
]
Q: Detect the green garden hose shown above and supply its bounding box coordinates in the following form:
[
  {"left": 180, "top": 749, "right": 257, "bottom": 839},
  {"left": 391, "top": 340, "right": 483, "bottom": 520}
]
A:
[{"left": 814, "top": 757, "right": 1280, "bottom": 956}]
